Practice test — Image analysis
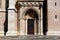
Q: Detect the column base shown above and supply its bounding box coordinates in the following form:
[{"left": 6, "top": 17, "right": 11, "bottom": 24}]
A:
[
  {"left": 38, "top": 32, "right": 43, "bottom": 35},
  {"left": 20, "top": 33, "right": 26, "bottom": 35},
  {"left": 6, "top": 31, "right": 17, "bottom": 36}
]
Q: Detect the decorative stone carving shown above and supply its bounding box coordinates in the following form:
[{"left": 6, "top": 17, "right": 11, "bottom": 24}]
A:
[{"left": 18, "top": 2, "right": 42, "bottom": 7}]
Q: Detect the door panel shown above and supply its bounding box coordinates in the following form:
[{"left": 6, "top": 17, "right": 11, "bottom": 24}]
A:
[{"left": 27, "top": 19, "right": 34, "bottom": 34}]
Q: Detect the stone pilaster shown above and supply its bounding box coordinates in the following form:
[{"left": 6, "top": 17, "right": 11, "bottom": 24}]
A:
[
  {"left": 6, "top": 9, "right": 17, "bottom": 36},
  {"left": 6, "top": 0, "right": 17, "bottom": 36}
]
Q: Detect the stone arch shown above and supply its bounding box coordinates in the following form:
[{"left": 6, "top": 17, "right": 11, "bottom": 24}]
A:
[
  {"left": 22, "top": 8, "right": 39, "bottom": 19},
  {"left": 21, "top": 8, "right": 39, "bottom": 34}
]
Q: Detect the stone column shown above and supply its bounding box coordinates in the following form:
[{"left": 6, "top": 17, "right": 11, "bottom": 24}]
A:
[
  {"left": 9, "top": 0, "right": 16, "bottom": 9},
  {"left": 6, "top": 0, "right": 17, "bottom": 36},
  {"left": 17, "top": 10, "right": 20, "bottom": 36},
  {"left": 26, "top": 19, "right": 27, "bottom": 35},
  {"left": 7, "top": 9, "right": 17, "bottom": 36},
  {"left": 38, "top": 9, "right": 41, "bottom": 35},
  {"left": 34, "top": 20, "right": 36, "bottom": 35},
  {"left": 41, "top": 5, "right": 43, "bottom": 35},
  {"left": 38, "top": 4, "right": 43, "bottom": 35},
  {"left": 0, "top": 11, "right": 5, "bottom": 36},
  {"left": 20, "top": 19, "right": 26, "bottom": 35},
  {"left": 38, "top": 19, "right": 41, "bottom": 35},
  {"left": 0, "top": 0, "right": 6, "bottom": 36}
]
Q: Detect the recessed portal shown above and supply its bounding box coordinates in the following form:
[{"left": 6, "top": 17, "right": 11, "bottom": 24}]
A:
[
  {"left": 27, "top": 19, "right": 34, "bottom": 34},
  {"left": 25, "top": 9, "right": 39, "bottom": 35},
  {"left": 16, "top": 1, "right": 44, "bottom": 36}
]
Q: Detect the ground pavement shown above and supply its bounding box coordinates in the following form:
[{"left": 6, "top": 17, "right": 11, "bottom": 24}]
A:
[{"left": 0, "top": 35, "right": 60, "bottom": 40}]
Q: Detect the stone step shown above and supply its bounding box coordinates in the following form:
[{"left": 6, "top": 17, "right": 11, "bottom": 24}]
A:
[{"left": 0, "top": 35, "right": 59, "bottom": 40}]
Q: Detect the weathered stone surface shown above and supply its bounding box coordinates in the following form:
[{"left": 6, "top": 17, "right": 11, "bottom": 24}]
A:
[
  {"left": 0, "top": 35, "right": 59, "bottom": 40},
  {"left": 0, "top": 12, "right": 5, "bottom": 36},
  {"left": 47, "top": 0, "right": 60, "bottom": 35},
  {"left": 7, "top": 10, "right": 17, "bottom": 36}
]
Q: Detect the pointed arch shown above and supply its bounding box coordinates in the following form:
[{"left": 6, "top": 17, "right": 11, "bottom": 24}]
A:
[{"left": 22, "top": 8, "right": 39, "bottom": 19}]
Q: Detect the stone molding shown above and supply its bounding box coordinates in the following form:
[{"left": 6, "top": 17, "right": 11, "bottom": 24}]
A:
[{"left": 18, "top": 2, "right": 43, "bottom": 7}]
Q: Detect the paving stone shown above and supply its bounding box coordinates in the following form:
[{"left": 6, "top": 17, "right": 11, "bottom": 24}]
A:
[{"left": 0, "top": 35, "right": 60, "bottom": 40}]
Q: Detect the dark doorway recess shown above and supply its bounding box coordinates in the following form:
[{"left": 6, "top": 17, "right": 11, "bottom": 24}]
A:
[
  {"left": 27, "top": 19, "right": 34, "bottom": 34},
  {"left": 25, "top": 9, "right": 38, "bottom": 19}
]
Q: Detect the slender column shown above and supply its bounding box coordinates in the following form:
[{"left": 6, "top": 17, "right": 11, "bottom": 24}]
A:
[
  {"left": 38, "top": 4, "right": 43, "bottom": 35},
  {"left": 41, "top": 5, "right": 43, "bottom": 35},
  {"left": 38, "top": 19, "right": 41, "bottom": 35},
  {"left": 26, "top": 19, "right": 27, "bottom": 35},
  {"left": 17, "top": 10, "right": 20, "bottom": 36},
  {"left": 24, "top": 19, "right": 26, "bottom": 35},
  {"left": 34, "top": 20, "right": 36, "bottom": 35},
  {"left": 38, "top": 6, "right": 41, "bottom": 35}
]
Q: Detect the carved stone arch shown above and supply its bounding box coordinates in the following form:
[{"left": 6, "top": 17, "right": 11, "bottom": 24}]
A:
[
  {"left": 22, "top": 8, "right": 39, "bottom": 19},
  {"left": 21, "top": 8, "right": 39, "bottom": 34}
]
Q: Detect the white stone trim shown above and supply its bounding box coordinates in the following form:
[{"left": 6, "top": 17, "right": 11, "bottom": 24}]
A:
[
  {"left": 6, "top": 31, "right": 17, "bottom": 36},
  {"left": 47, "top": 31, "right": 60, "bottom": 36}
]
